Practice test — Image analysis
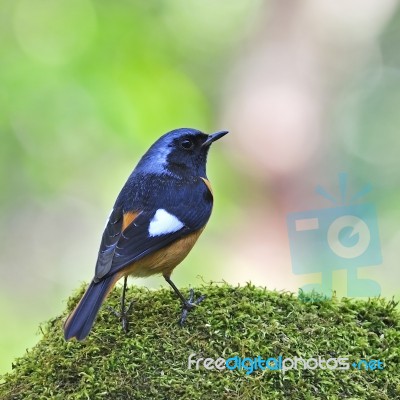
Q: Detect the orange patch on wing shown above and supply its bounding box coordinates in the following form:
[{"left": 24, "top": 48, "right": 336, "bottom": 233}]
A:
[
  {"left": 122, "top": 211, "right": 140, "bottom": 231},
  {"left": 122, "top": 228, "right": 205, "bottom": 279}
]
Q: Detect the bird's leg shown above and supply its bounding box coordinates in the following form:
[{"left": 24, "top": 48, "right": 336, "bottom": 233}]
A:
[
  {"left": 107, "top": 276, "right": 134, "bottom": 332},
  {"left": 164, "top": 275, "right": 206, "bottom": 326}
]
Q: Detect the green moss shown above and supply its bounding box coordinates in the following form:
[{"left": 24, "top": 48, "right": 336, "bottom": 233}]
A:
[{"left": 1, "top": 284, "right": 400, "bottom": 399}]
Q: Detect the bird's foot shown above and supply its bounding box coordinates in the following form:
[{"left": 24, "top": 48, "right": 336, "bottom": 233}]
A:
[
  {"left": 179, "top": 288, "right": 206, "bottom": 326},
  {"left": 107, "top": 300, "right": 134, "bottom": 333}
]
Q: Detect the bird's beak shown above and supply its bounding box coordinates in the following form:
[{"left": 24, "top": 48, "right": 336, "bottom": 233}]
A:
[{"left": 202, "top": 130, "right": 229, "bottom": 147}]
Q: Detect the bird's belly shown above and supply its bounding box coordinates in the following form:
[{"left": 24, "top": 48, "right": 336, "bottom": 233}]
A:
[{"left": 123, "top": 229, "right": 204, "bottom": 278}]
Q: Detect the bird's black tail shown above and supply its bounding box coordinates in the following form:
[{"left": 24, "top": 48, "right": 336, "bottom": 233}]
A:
[{"left": 64, "top": 275, "right": 117, "bottom": 341}]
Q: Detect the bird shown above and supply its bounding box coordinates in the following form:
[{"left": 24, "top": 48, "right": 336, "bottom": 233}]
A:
[{"left": 63, "top": 128, "right": 228, "bottom": 340}]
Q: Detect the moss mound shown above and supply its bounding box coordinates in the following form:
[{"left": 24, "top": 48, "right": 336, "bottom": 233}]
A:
[{"left": 1, "top": 284, "right": 400, "bottom": 399}]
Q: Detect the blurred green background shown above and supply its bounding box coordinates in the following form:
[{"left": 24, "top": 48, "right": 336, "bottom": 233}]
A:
[{"left": 2, "top": 0, "right": 400, "bottom": 374}]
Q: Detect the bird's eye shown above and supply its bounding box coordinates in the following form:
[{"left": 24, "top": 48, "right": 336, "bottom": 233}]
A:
[{"left": 180, "top": 139, "right": 194, "bottom": 150}]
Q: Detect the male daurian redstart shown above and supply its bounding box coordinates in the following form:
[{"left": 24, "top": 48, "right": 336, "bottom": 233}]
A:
[{"left": 64, "top": 128, "right": 228, "bottom": 340}]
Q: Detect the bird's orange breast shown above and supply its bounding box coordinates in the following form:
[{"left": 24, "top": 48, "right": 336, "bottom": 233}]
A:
[
  {"left": 121, "top": 228, "right": 204, "bottom": 279},
  {"left": 200, "top": 177, "right": 213, "bottom": 195},
  {"left": 118, "top": 176, "right": 211, "bottom": 280}
]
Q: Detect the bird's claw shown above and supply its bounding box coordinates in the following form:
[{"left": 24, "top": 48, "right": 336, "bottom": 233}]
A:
[
  {"left": 179, "top": 288, "right": 206, "bottom": 326},
  {"left": 106, "top": 300, "right": 134, "bottom": 333}
]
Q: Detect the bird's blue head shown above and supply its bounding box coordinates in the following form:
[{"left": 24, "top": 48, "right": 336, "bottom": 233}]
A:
[{"left": 135, "top": 128, "right": 228, "bottom": 178}]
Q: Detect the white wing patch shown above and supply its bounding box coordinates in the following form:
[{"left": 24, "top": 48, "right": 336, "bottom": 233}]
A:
[{"left": 148, "top": 209, "right": 184, "bottom": 237}]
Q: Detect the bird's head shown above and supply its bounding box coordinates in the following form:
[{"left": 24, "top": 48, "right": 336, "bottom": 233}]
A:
[{"left": 136, "top": 128, "right": 228, "bottom": 178}]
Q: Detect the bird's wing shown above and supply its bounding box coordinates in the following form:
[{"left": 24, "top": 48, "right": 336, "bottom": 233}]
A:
[
  {"left": 93, "top": 176, "right": 213, "bottom": 281},
  {"left": 93, "top": 191, "right": 212, "bottom": 281},
  {"left": 94, "top": 206, "right": 124, "bottom": 281}
]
